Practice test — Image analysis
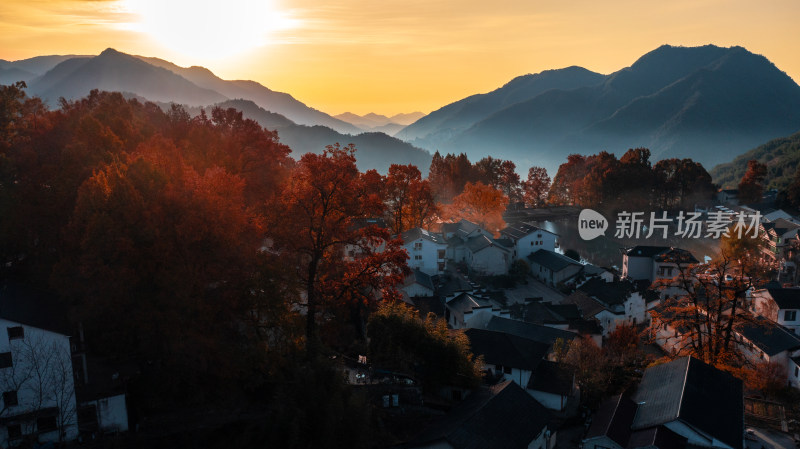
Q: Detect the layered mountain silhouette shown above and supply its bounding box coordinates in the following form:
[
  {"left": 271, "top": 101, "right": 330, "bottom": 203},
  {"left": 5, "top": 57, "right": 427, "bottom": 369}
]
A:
[
  {"left": 1, "top": 48, "right": 431, "bottom": 173},
  {"left": 335, "top": 111, "right": 425, "bottom": 135},
  {"left": 397, "top": 45, "right": 800, "bottom": 174}
]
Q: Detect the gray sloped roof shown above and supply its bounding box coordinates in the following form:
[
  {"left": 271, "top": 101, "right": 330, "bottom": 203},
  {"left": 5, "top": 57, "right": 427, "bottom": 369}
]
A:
[
  {"left": 465, "top": 328, "right": 549, "bottom": 371},
  {"left": 527, "top": 249, "right": 580, "bottom": 272},
  {"left": 408, "top": 381, "right": 550, "bottom": 449},
  {"left": 585, "top": 394, "right": 638, "bottom": 445},
  {"left": 401, "top": 227, "right": 446, "bottom": 244},
  {"left": 465, "top": 235, "right": 511, "bottom": 254},
  {"left": 446, "top": 293, "right": 495, "bottom": 315},
  {"left": 736, "top": 316, "right": 800, "bottom": 356},
  {"left": 631, "top": 357, "right": 743, "bottom": 449},
  {"left": 486, "top": 316, "right": 576, "bottom": 346},
  {"left": 500, "top": 222, "right": 557, "bottom": 240},
  {"left": 766, "top": 288, "right": 800, "bottom": 309}
]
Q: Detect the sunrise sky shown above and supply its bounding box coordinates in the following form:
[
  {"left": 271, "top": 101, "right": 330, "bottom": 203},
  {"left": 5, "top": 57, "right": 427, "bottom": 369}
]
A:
[{"left": 1, "top": 0, "right": 798, "bottom": 116}]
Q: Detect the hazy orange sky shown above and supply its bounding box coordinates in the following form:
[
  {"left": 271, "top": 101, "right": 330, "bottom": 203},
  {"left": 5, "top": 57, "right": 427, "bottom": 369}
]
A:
[{"left": 1, "top": 0, "right": 799, "bottom": 116}]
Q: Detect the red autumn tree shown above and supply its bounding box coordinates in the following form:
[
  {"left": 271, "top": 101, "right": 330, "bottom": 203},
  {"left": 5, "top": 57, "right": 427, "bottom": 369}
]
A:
[
  {"left": 443, "top": 181, "right": 508, "bottom": 234},
  {"left": 738, "top": 159, "right": 768, "bottom": 204},
  {"left": 522, "top": 166, "right": 550, "bottom": 208},
  {"left": 271, "top": 144, "right": 409, "bottom": 355},
  {"left": 384, "top": 163, "right": 437, "bottom": 234}
]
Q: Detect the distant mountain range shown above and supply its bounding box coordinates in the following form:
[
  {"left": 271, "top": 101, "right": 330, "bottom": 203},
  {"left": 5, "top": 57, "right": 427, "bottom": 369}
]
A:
[
  {"left": 397, "top": 45, "right": 800, "bottom": 175},
  {"left": 334, "top": 111, "right": 425, "bottom": 136},
  {"left": 710, "top": 130, "right": 800, "bottom": 190},
  {"left": 0, "top": 48, "right": 432, "bottom": 174}
]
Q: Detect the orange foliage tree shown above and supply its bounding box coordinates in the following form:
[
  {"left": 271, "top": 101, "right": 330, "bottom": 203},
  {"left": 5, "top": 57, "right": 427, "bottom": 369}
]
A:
[
  {"left": 270, "top": 144, "right": 409, "bottom": 355},
  {"left": 443, "top": 181, "right": 508, "bottom": 234},
  {"left": 384, "top": 163, "right": 437, "bottom": 234},
  {"left": 522, "top": 166, "right": 550, "bottom": 208}
]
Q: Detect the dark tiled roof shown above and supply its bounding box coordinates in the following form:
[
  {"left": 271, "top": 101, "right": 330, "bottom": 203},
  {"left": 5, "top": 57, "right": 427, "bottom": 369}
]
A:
[
  {"left": 526, "top": 360, "right": 573, "bottom": 395},
  {"left": 545, "top": 304, "right": 582, "bottom": 321},
  {"left": 0, "top": 282, "right": 71, "bottom": 335},
  {"left": 446, "top": 293, "right": 495, "bottom": 315},
  {"left": 410, "top": 296, "right": 445, "bottom": 318},
  {"left": 652, "top": 248, "right": 698, "bottom": 264},
  {"left": 736, "top": 316, "right": 800, "bottom": 356},
  {"left": 409, "top": 381, "right": 550, "bottom": 449},
  {"left": 500, "top": 222, "right": 556, "bottom": 240},
  {"left": 527, "top": 249, "right": 580, "bottom": 272},
  {"left": 465, "top": 328, "right": 549, "bottom": 371},
  {"left": 401, "top": 227, "right": 446, "bottom": 244},
  {"left": 578, "top": 277, "right": 634, "bottom": 306},
  {"left": 441, "top": 219, "right": 482, "bottom": 238},
  {"left": 766, "top": 288, "right": 800, "bottom": 309},
  {"left": 632, "top": 357, "right": 743, "bottom": 449},
  {"left": 465, "top": 235, "right": 510, "bottom": 254},
  {"left": 486, "top": 316, "right": 577, "bottom": 346},
  {"left": 625, "top": 246, "right": 671, "bottom": 258},
  {"left": 408, "top": 268, "right": 435, "bottom": 291},
  {"left": 585, "top": 394, "right": 638, "bottom": 445},
  {"left": 507, "top": 300, "right": 565, "bottom": 324},
  {"left": 568, "top": 319, "right": 604, "bottom": 335},
  {"left": 626, "top": 426, "right": 687, "bottom": 449},
  {"left": 563, "top": 291, "right": 607, "bottom": 318}
]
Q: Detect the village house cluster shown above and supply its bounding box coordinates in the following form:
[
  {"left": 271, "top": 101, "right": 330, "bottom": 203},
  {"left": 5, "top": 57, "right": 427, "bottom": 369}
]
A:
[{"left": 4, "top": 190, "right": 800, "bottom": 449}]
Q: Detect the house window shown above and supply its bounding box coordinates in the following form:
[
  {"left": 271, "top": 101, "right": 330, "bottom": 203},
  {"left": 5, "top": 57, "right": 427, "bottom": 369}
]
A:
[
  {"left": 0, "top": 352, "right": 11, "bottom": 368},
  {"left": 413, "top": 242, "right": 422, "bottom": 250},
  {"left": 7, "top": 424, "right": 21, "bottom": 440},
  {"left": 495, "top": 364, "right": 502, "bottom": 372},
  {"left": 785, "top": 310, "right": 798, "bottom": 322},
  {"left": 2, "top": 391, "right": 17, "bottom": 407},
  {"left": 438, "top": 262, "right": 445, "bottom": 272},
  {"left": 6, "top": 326, "right": 23, "bottom": 340},
  {"left": 414, "top": 255, "right": 422, "bottom": 260},
  {"left": 504, "top": 366, "right": 512, "bottom": 375},
  {"left": 795, "top": 366, "right": 799, "bottom": 377},
  {"left": 537, "top": 233, "right": 542, "bottom": 238},
  {"left": 437, "top": 249, "right": 446, "bottom": 259},
  {"left": 37, "top": 415, "right": 58, "bottom": 433}
]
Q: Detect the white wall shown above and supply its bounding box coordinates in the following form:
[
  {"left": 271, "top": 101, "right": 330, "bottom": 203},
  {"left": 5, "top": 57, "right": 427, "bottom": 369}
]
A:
[
  {"left": 0, "top": 319, "right": 78, "bottom": 446},
  {"left": 404, "top": 238, "right": 447, "bottom": 275},
  {"left": 469, "top": 247, "right": 510, "bottom": 275},
  {"left": 514, "top": 231, "right": 557, "bottom": 261},
  {"left": 87, "top": 393, "right": 129, "bottom": 433}
]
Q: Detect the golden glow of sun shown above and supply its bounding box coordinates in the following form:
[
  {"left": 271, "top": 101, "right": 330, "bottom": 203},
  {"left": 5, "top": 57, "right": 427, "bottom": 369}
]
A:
[{"left": 120, "top": 0, "right": 297, "bottom": 61}]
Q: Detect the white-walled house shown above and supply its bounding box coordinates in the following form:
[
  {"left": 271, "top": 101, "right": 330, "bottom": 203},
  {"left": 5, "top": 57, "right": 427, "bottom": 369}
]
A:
[
  {"left": 751, "top": 288, "right": 800, "bottom": 335},
  {"left": 622, "top": 246, "right": 698, "bottom": 284},
  {"left": 401, "top": 269, "right": 436, "bottom": 298},
  {"left": 527, "top": 250, "right": 582, "bottom": 286},
  {"left": 463, "top": 235, "right": 512, "bottom": 276},
  {"left": 500, "top": 222, "right": 558, "bottom": 261},
  {"left": 445, "top": 293, "right": 507, "bottom": 329},
  {"left": 563, "top": 277, "right": 649, "bottom": 336},
  {"left": 0, "top": 313, "right": 78, "bottom": 446},
  {"left": 401, "top": 227, "right": 448, "bottom": 276}
]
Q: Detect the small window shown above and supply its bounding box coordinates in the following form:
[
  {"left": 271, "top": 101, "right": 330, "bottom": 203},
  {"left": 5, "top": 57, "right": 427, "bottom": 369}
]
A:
[
  {"left": 495, "top": 364, "right": 502, "bottom": 372},
  {"left": 437, "top": 249, "right": 445, "bottom": 259},
  {"left": 414, "top": 255, "right": 422, "bottom": 261},
  {"left": 2, "top": 390, "right": 17, "bottom": 407},
  {"left": 6, "top": 326, "right": 23, "bottom": 340},
  {"left": 795, "top": 366, "right": 799, "bottom": 377},
  {"left": 785, "top": 310, "right": 798, "bottom": 322},
  {"left": 413, "top": 242, "right": 423, "bottom": 250},
  {"left": 37, "top": 415, "right": 58, "bottom": 433},
  {"left": 7, "top": 424, "right": 21, "bottom": 440},
  {"left": 452, "top": 390, "right": 462, "bottom": 401},
  {"left": 503, "top": 366, "right": 512, "bottom": 375},
  {"left": 0, "top": 352, "right": 11, "bottom": 369}
]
